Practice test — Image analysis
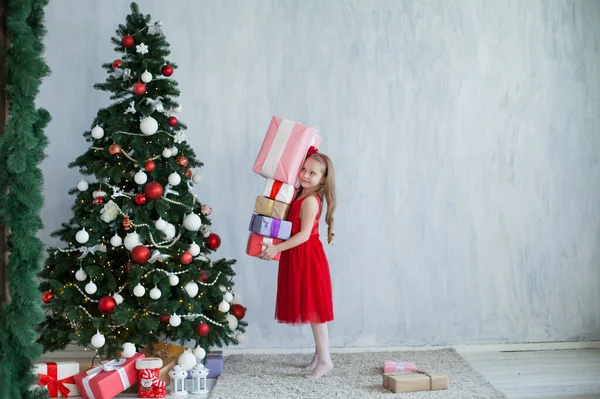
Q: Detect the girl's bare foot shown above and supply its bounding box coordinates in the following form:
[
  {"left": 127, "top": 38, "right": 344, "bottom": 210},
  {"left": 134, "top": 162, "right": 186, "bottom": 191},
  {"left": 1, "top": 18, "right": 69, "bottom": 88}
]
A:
[
  {"left": 304, "top": 353, "right": 317, "bottom": 371},
  {"left": 306, "top": 360, "right": 333, "bottom": 380}
]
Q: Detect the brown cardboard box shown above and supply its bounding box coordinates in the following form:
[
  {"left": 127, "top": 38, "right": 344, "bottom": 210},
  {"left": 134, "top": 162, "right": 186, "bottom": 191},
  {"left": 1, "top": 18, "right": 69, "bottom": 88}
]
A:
[
  {"left": 253, "top": 196, "right": 290, "bottom": 220},
  {"left": 388, "top": 371, "right": 448, "bottom": 393},
  {"left": 140, "top": 343, "right": 185, "bottom": 384},
  {"left": 383, "top": 372, "right": 408, "bottom": 389}
]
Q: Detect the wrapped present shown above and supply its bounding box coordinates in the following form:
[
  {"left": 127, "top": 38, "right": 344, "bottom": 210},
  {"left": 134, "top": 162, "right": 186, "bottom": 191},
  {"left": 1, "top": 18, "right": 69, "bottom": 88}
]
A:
[
  {"left": 73, "top": 353, "right": 144, "bottom": 399},
  {"left": 387, "top": 371, "right": 448, "bottom": 393},
  {"left": 246, "top": 233, "right": 283, "bottom": 260},
  {"left": 136, "top": 358, "right": 167, "bottom": 398},
  {"left": 249, "top": 214, "right": 292, "bottom": 240},
  {"left": 383, "top": 360, "right": 417, "bottom": 373},
  {"left": 253, "top": 116, "right": 322, "bottom": 185},
  {"left": 205, "top": 351, "right": 224, "bottom": 378},
  {"left": 140, "top": 343, "right": 184, "bottom": 385},
  {"left": 262, "top": 178, "right": 296, "bottom": 204},
  {"left": 33, "top": 361, "right": 80, "bottom": 398},
  {"left": 253, "top": 196, "right": 290, "bottom": 220}
]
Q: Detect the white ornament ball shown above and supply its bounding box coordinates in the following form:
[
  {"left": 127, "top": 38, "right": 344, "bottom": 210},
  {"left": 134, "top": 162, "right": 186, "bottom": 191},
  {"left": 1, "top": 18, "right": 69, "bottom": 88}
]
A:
[
  {"left": 170, "top": 146, "right": 179, "bottom": 156},
  {"left": 163, "top": 224, "right": 176, "bottom": 240},
  {"left": 173, "top": 105, "right": 182, "bottom": 113},
  {"left": 231, "top": 293, "right": 243, "bottom": 305},
  {"left": 140, "top": 116, "right": 159, "bottom": 136},
  {"left": 169, "top": 314, "right": 181, "bottom": 327},
  {"left": 141, "top": 70, "right": 153, "bottom": 83},
  {"left": 91, "top": 331, "right": 105, "bottom": 348},
  {"left": 218, "top": 301, "right": 230, "bottom": 313},
  {"left": 184, "top": 281, "right": 199, "bottom": 297},
  {"left": 189, "top": 242, "right": 200, "bottom": 257},
  {"left": 183, "top": 213, "right": 202, "bottom": 231},
  {"left": 192, "top": 346, "right": 206, "bottom": 360},
  {"left": 124, "top": 233, "right": 141, "bottom": 251},
  {"left": 162, "top": 148, "right": 172, "bottom": 158},
  {"left": 223, "top": 292, "right": 234, "bottom": 303},
  {"left": 169, "top": 273, "right": 179, "bottom": 286},
  {"left": 133, "top": 283, "right": 145, "bottom": 297},
  {"left": 91, "top": 125, "right": 104, "bottom": 139},
  {"left": 177, "top": 349, "right": 197, "bottom": 371},
  {"left": 75, "top": 268, "right": 88, "bottom": 282},
  {"left": 77, "top": 179, "right": 89, "bottom": 191},
  {"left": 149, "top": 286, "right": 162, "bottom": 300},
  {"left": 113, "top": 293, "right": 123, "bottom": 305},
  {"left": 134, "top": 170, "right": 147, "bottom": 185},
  {"left": 110, "top": 233, "right": 122, "bottom": 247},
  {"left": 226, "top": 314, "right": 238, "bottom": 330},
  {"left": 84, "top": 281, "right": 97, "bottom": 295},
  {"left": 235, "top": 332, "right": 246, "bottom": 343},
  {"left": 192, "top": 174, "right": 202, "bottom": 184},
  {"left": 154, "top": 218, "right": 167, "bottom": 231},
  {"left": 168, "top": 172, "right": 181, "bottom": 186},
  {"left": 218, "top": 285, "right": 227, "bottom": 293},
  {"left": 121, "top": 342, "right": 136, "bottom": 358},
  {"left": 75, "top": 229, "right": 89, "bottom": 244}
]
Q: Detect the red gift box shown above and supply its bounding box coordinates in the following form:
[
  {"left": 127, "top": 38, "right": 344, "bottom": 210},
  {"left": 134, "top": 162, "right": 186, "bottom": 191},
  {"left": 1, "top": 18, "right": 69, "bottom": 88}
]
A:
[
  {"left": 73, "top": 353, "right": 144, "bottom": 399},
  {"left": 246, "top": 233, "right": 283, "bottom": 260}
]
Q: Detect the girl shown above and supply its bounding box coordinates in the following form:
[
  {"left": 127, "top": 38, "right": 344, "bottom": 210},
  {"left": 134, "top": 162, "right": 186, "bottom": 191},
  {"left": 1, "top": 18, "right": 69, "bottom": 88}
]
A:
[{"left": 259, "top": 146, "right": 337, "bottom": 380}]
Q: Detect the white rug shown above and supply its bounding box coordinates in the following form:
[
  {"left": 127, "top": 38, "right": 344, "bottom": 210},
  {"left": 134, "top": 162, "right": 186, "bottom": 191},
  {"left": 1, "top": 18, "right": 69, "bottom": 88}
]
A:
[{"left": 209, "top": 349, "right": 506, "bottom": 398}]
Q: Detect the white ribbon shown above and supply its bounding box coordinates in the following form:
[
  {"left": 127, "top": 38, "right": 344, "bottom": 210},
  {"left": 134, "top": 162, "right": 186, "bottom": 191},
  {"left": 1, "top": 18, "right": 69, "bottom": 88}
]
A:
[
  {"left": 194, "top": 253, "right": 209, "bottom": 262},
  {"left": 261, "top": 119, "right": 295, "bottom": 177},
  {"left": 145, "top": 97, "right": 164, "bottom": 113},
  {"left": 123, "top": 101, "right": 136, "bottom": 115},
  {"left": 77, "top": 244, "right": 107, "bottom": 259},
  {"left": 81, "top": 359, "right": 130, "bottom": 399},
  {"left": 163, "top": 184, "right": 179, "bottom": 197},
  {"left": 112, "top": 67, "right": 131, "bottom": 80},
  {"left": 147, "top": 20, "right": 164, "bottom": 36},
  {"left": 261, "top": 237, "right": 274, "bottom": 250},
  {"left": 172, "top": 131, "right": 186, "bottom": 144},
  {"left": 148, "top": 249, "right": 169, "bottom": 263}
]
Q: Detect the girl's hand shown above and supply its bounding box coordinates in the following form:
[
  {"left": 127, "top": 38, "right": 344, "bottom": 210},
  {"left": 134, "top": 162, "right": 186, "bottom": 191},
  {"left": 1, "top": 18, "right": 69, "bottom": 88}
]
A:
[{"left": 258, "top": 242, "right": 279, "bottom": 260}]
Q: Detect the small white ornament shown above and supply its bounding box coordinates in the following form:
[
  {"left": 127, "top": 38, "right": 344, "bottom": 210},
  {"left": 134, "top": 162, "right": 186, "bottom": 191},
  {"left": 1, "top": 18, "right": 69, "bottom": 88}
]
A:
[
  {"left": 75, "top": 229, "right": 89, "bottom": 244},
  {"left": 91, "top": 331, "right": 105, "bottom": 348},
  {"left": 169, "top": 314, "right": 181, "bottom": 327},
  {"left": 140, "top": 116, "right": 159, "bottom": 136},
  {"left": 235, "top": 332, "right": 246, "bottom": 343},
  {"left": 110, "top": 233, "right": 122, "bottom": 247},
  {"left": 218, "top": 301, "right": 230, "bottom": 313},
  {"left": 136, "top": 42, "right": 149, "bottom": 54},
  {"left": 173, "top": 105, "right": 182, "bottom": 113},
  {"left": 133, "top": 283, "right": 146, "bottom": 297},
  {"left": 134, "top": 170, "right": 147, "bottom": 185},
  {"left": 189, "top": 242, "right": 200, "bottom": 257},
  {"left": 231, "top": 293, "right": 243, "bottom": 305},
  {"left": 163, "top": 224, "right": 176, "bottom": 240},
  {"left": 192, "top": 174, "right": 203, "bottom": 184},
  {"left": 223, "top": 292, "right": 234, "bottom": 303},
  {"left": 184, "top": 281, "right": 199, "bottom": 297},
  {"left": 170, "top": 146, "right": 179, "bottom": 156},
  {"left": 169, "top": 365, "right": 188, "bottom": 394},
  {"left": 183, "top": 213, "right": 202, "bottom": 231},
  {"left": 168, "top": 273, "right": 179, "bottom": 286},
  {"left": 155, "top": 218, "right": 167, "bottom": 231},
  {"left": 192, "top": 346, "right": 206, "bottom": 360},
  {"left": 121, "top": 342, "right": 136, "bottom": 358},
  {"left": 91, "top": 125, "right": 104, "bottom": 139},
  {"left": 75, "top": 268, "right": 87, "bottom": 281},
  {"left": 149, "top": 286, "right": 162, "bottom": 300},
  {"left": 141, "top": 70, "right": 153, "bottom": 83},
  {"left": 84, "top": 281, "right": 97, "bottom": 294},
  {"left": 218, "top": 285, "right": 227, "bottom": 293},
  {"left": 124, "top": 232, "right": 141, "bottom": 251},
  {"left": 100, "top": 201, "right": 120, "bottom": 223},
  {"left": 177, "top": 349, "right": 197, "bottom": 371},
  {"left": 200, "top": 225, "right": 211, "bottom": 238},
  {"left": 113, "top": 293, "right": 123, "bottom": 305},
  {"left": 162, "top": 148, "right": 172, "bottom": 158},
  {"left": 77, "top": 179, "right": 89, "bottom": 191},
  {"left": 168, "top": 173, "right": 181, "bottom": 186},
  {"left": 226, "top": 313, "right": 238, "bottom": 330}
]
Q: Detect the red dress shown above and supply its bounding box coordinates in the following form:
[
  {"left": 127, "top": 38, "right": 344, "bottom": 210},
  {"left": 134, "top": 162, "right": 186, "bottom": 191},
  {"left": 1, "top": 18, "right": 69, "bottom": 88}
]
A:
[{"left": 275, "top": 194, "right": 334, "bottom": 324}]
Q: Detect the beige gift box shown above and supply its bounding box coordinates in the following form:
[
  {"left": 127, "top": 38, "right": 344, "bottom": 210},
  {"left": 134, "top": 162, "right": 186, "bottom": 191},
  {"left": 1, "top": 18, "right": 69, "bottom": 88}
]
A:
[{"left": 385, "top": 371, "right": 448, "bottom": 393}]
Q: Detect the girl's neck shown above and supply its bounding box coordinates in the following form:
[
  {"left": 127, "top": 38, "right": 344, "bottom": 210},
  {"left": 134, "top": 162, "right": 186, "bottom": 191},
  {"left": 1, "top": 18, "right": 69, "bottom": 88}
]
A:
[{"left": 299, "top": 187, "right": 321, "bottom": 198}]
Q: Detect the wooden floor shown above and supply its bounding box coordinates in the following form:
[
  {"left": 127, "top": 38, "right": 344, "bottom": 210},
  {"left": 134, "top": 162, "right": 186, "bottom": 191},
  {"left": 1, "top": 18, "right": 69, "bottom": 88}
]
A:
[{"left": 461, "top": 349, "right": 600, "bottom": 399}]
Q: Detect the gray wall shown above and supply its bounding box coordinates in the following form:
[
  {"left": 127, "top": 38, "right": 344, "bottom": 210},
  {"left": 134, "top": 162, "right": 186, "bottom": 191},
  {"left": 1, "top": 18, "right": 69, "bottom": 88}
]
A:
[{"left": 38, "top": 0, "right": 600, "bottom": 349}]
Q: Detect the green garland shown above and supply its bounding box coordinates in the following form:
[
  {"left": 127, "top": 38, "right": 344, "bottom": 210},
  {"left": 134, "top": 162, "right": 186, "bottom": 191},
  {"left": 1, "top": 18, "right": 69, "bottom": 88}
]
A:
[{"left": 0, "top": 0, "right": 50, "bottom": 398}]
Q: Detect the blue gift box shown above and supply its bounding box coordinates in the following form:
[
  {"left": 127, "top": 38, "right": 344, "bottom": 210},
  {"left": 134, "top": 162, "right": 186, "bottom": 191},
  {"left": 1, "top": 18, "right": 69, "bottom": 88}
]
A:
[{"left": 249, "top": 214, "right": 292, "bottom": 240}]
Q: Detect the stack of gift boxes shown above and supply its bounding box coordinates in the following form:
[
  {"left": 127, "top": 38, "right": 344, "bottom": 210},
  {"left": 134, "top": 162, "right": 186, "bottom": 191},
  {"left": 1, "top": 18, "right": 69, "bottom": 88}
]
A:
[{"left": 246, "top": 116, "right": 322, "bottom": 260}]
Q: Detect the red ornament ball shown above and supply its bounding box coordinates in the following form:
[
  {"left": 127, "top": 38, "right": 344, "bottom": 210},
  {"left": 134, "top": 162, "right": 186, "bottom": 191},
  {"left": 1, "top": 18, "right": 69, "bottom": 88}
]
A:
[
  {"left": 160, "top": 315, "right": 170, "bottom": 323},
  {"left": 109, "top": 143, "right": 121, "bottom": 155},
  {"left": 98, "top": 296, "right": 117, "bottom": 314},
  {"left": 205, "top": 233, "right": 221, "bottom": 250},
  {"left": 133, "top": 82, "right": 146, "bottom": 96},
  {"left": 134, "top": 194, "right": 147, "bottom": 206},
  {"left": 180, "top": 251, "right": 193, "bottom": 265},
  {"left": 185, "top": 169, "right": 192, "bottom": 178},
  {"left": 144, "top": 182, "right": 163, "bottom": 200},
  {"left": 168, "top": 116, "right": 178, "bottom": 127},
  {"left": 230, "top": 304, "right": 246, "bottom": 320},
  {"left": 112, "top": 59, "right": 123, "bottom": 70},
  {"left": 42, "top": 291, "right": 54, "bottom": 303},
  {"left": 121, "top": 35, "right": 134, "bottom": 48},
  {"left": 198, "top": 270, "right": 207, "bottom": 283},
  {"left": 161, "top": 65, "right": 173, "bottom": 76},
  {"left": 176, "top": 156, "right": 188, "bottom": 168},
  {"left": 196, "top": 323, "right": 210, "bottom": 336},
  {"left": 131, "top": 245, "right": 151, "bottom": 264},
  {"left": 144, "top": 160, "right": 156, "bottom": 172}
]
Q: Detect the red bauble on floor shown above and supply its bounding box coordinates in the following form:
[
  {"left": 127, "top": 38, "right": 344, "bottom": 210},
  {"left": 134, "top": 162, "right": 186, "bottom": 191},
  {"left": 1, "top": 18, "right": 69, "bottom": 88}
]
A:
[
  {"left": 131, "top": 245, "right": 151, "bottom": 264},
  {"left": 98, "top": 296, "right": 117, "bottom": 314}
]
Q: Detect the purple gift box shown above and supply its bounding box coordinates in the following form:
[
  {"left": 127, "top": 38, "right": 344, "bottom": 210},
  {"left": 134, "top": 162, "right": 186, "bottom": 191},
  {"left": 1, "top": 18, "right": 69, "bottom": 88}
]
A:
[
  {"left": 249, "top": 214, "right": 292, "bottom": 240},
  {"left": 187, "top": 351, "right": 224, "bottom": 379}
]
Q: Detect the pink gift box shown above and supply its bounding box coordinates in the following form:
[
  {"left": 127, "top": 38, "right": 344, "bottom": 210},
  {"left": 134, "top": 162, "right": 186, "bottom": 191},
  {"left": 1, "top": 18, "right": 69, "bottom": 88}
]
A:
[
  {"left": 253, "top": 116, "right": 322, "bottom": 186},
  {"left": 73, "top": 353, "right": 144, "bottom": 399}
]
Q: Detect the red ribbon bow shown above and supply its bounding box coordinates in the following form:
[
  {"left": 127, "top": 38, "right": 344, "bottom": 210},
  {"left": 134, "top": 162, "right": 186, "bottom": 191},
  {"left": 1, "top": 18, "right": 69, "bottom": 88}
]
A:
[
  {"left": 307, "top": 146, "right": 319, "bottom": 156},
  {"left": 38, "top": 363, "right": 75, "bottom": 398}
]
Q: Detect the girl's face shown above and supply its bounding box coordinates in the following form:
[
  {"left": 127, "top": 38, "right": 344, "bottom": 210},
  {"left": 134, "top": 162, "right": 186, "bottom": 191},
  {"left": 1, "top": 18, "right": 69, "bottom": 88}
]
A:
[{"left": 299, "top": 157, "right": 326, "bottom": 189}]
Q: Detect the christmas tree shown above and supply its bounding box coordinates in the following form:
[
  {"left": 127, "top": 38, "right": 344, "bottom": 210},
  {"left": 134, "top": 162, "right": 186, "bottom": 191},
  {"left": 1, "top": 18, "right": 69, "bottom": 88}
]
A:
[{"left": 37, "top": 2, "right": 246, "bottom": 360}]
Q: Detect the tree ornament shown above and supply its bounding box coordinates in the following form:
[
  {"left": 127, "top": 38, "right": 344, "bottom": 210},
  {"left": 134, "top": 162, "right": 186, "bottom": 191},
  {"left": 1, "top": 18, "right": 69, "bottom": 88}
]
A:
[
  {"left": 163, "top": 224, "right": 176, "bottom": 240},
  {"left": 77, "top": 179, "right": 89, "bottom": 191},
  {"left": 75, "top": 268, "right": 88, "bottom": 281},
  {"left": 160, "top": 315, "right": 170, "bottom": 323},
  {"left": 223, "top": 292, "right": 234, "bottom": 303},
  {"left": 173, "top": 104, "right": 182, "bottom": 113},
  {"left": 162, "top": 148, "right": 172, "bottom": 158},
  {"left": 177, "top": 349, "right": 196, "bottom": 371},
  {"left": 75, "top": 228, "right": 89, "bottom": 244},
  {"left": 200, "top": 205, "right": 212, "bottom": 216},
  {"left": 196, "top": 323, "right": 209, "bottom": 336},
  {"left": 193, "top": 346, "right": 206, "bottom": 360},
  {"left": 121, "top": 342, "right": 136, "bottom": 358},
  {"left": 140, "top": 116, "right": 158, "bottom": 136},
  {"left": 205, "top": 233, "right": 221, "bottom": 250},
  {"left": 112, "top": 59, "right": 123, "bottom": 70},
  {"left": 170, "top": 146, "right": 179, "bottom": 156},
  {"left": 135, "top": 42, "right": 149, "bottom": 54},
  {"left": 131, "top": 245, "right": 151, "bottom": 264},
  {"left": 149, "top": 286, "right": 162, "bottom": 300},
  {"left": 183, "top": 213, "right": 202, "bottom": 231},
  {"left": 134, "top": 193, "right": 147, "bottom": 206},
  {"left": 113, "top": 293, "right": 123, "bottom": 305},
  {"left": 176, "top": 156, "right": 188, "bottom": 168},
  {"left": 85, "top": 281, "right": 97, "bottom": 295},
  {"left": 168, "top": 273, "right": 179, "bottom": 286},
  {"left": 109, "top": 143, "right": 121, "bottom": 155},
  {"left": 169, "top": 314, "right": 181, "bottom": 327},
  {"left": 231, "top": 292, "right": 243, "bottom": 305},
  {"left": 144, "top": 182, "right": 163, "bottom": 200},
  {"left": 198, "top": 270, "right": 208, "bottom": 283},
  {"left": 144, "top": 159, "right": 156, "bottom": 172},
  {"left": 124, "top": 232, "right": 141, "bottom": 251},
  {"left": 92, "top": 190, "right": 107, "bottom": 205},
  {"left": 185, "top": 169, "right": 193, "bottom": 178},
  {"left": 218, "top": 285, "right": 227, "bottom": 293},
  {"left": 168, "top": 116, "right": 177, "bottom": 127},
  {"left": 133, "top": 82, "right": 147, "bottom": 96},
  {"left": 133, "top": 283, "right": 146, "bottom": 297},
  {"left": 121, "top": 35, "right": 134, "bottom": 48},
  {"left": 189, "top": 242, "right": 200, "bottom": 257},
  {"left": 230, "top": 304, "right": 246, "bottom": 319},
  {"left": 98, "top": 295, "right": 117, "bottom": 314},
  {"left": 235, "top": 332, "right": 246, "bottom": 343},
  {"left": 192, "top": 173, "right": 202, "bottom": 184},
  {"left": 180, "top": 251, "right": 193, "bottom": 265},
  {"left": 91, "top": 331, "right": 105, "bottom": 348},
  {"left": 225, "top": 314, "right": 238, "bottom": 331},
  {"left": 141, "top": 70, "right": 153, "bottom": 83},
  {"left": 218, "top": 301, "right": 230, "bottom": 313},
  {"left": 134, "top": 170, "right": 148, "bottom": 184},
  {"left": 184, "top": 281, "right": 198, "bottom": 297},
  {"left": 200, "top": 225, "right": 211, "bottom": 238},
  {"left": 162, "top": 65, "right": 173, "bottom": 76},
  {"left": 42, "top": 291, "right": 54, "bottom": 303},
  {"left": 91, "top": 125, "right": 104, "bottom": 139},
  {"left": 168, "top": 172, "right": 181, "bottom": 186},
  {"left": 155, "top": 218, "right": 167, "bottom": 230}
]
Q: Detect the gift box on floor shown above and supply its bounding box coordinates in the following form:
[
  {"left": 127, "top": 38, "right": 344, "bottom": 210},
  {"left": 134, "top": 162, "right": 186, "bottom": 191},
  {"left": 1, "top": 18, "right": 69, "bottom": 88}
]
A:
[
  {"left": 246, "top": 233, "right": 283, "bottom": 260},
  {"left": 140, "top": 343, "right": 185, "bottom": 385},
  {"left": 249, "top": 214, "right": 292, "bottom": 240},
  {"left": 33, "top": 361, "right": 80, "bottom": 397},
  {"left": 262, "top": 178, "right": 296, "bottom": 204},
  {"left": 73, "top": 353, "right": 144, "bottom": 399},
  {"left": 386, "top": 371, "right": 448, "bottom": 393},
  {"left": 253, "top": 196, "right": 290, "bottom": 220},
  {"left": 253, "top": 116, "right": 322, "bottom": 185}
]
